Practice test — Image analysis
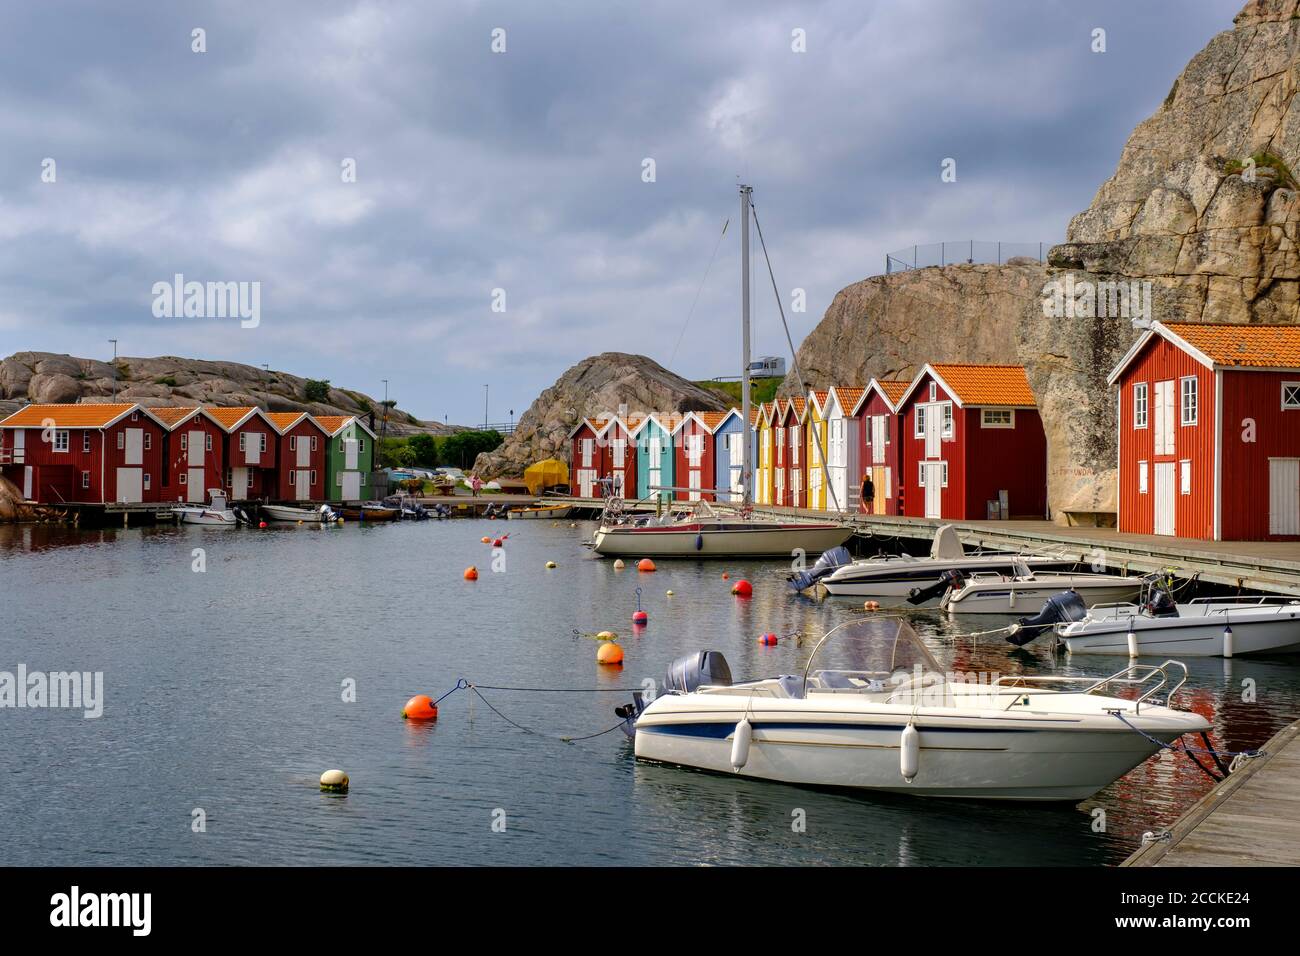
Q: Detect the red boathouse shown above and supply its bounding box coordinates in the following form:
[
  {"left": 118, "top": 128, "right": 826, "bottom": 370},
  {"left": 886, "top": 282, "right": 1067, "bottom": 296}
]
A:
[
  {"left": 895, "top": 364, "right": 1046, "bottom": 521},
  {"left": 1109, "top": 321, "right": 1300, "bottom": 540}
]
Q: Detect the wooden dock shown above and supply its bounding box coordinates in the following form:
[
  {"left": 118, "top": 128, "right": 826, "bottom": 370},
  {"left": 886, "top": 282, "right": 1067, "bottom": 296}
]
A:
[{"left": 1123, "top": 718, "right": 1300, "bottom": 867}]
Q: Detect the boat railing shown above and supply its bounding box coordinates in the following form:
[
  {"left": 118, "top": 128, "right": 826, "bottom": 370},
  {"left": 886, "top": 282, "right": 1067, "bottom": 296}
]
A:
[
  {"left": 992, "top": 659, "right": 1189, "bottom": 714},
  {"left": 1187, "top": 595, "right": 1300, "bottom": 607}
]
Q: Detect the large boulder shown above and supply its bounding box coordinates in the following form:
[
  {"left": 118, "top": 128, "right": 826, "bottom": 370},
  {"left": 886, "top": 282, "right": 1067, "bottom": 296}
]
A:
[{"left": 472, "top": 352, "right": 728, "bottom": 478}]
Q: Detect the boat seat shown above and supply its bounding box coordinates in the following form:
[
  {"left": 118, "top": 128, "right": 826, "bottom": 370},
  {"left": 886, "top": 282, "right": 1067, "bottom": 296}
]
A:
[
  {"left": 776, "top": 675, "right": 805, "bottom": 699},
  {"left": 815, "top": 671, "right": 888, "bottom": 692}
]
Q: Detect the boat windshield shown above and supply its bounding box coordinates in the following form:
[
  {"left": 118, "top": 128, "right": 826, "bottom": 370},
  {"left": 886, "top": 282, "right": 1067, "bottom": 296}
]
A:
[{"left": 800, "top": 617, "right": 941, "bottom": 688}]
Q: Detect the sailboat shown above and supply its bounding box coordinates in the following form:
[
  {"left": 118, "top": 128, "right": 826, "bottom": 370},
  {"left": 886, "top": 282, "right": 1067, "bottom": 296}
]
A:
[{"left": 591, "top": 185, "right": 853, "bottom": 558}]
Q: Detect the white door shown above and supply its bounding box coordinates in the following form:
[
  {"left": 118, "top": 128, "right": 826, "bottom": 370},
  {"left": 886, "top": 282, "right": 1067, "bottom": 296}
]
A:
[
  {"left": 296, "top": 438, "right": 310, "bottom": 467},
  {"left": 924, "top": 404, "right": 942, "bottom": 459},
  {"left": 187, "top": 431, "right": 204, "bottom": 466},
  {"left": 22, "top": 465, "right": 33, "bottom": 499},
  {"left": 232, "top": 467, "right": 249, "bottom": 497},
  {"left": 578, "top": 469, "right": 595, "bottom": 498},
  {"left": 116, "top": 467, "right": 143, "bottom": 503},
  {"left": 1269, "top": 459, "right": 1300, "bottom": 535},
  {"left": 245, "top": 432, "right": 261, "bottom": 465},
  {"left": 871, "top": 416, "right": 886, "bottom": 464},
  {"left": 775, "top": 470, "right": 784, "bottom": 504},
  {"left": 344, "top": 438, "right": 358, "bottom": 470},
  {"left": 124, "top": 428, "right": 143, "bottom": 466},
  {"left": 295, "top": 469, "right": 311, "bottom": 500},
  {"left": 1154, "top": 380, "right": 1175, "bottom": 456},
  {"left": 688, "top": 470, "right": 702, "bottom": 502},
  {"left": 186, "top": 468, "right": 204, "bottom": 502},
  {"left": 1153, "top": 461, "right": 1176, "bottom": 536},
  {"left": 581, "top": 439, "right": 594, "bottom": 467},
  {"left": 13, "top": 430, "right": 25, "bottom": 463},
  {"left": 924, "top": 462, "right": 943, "bottom": 518},
  {"left": 342, "top": 471, "right": 361, "bottom": 501}
]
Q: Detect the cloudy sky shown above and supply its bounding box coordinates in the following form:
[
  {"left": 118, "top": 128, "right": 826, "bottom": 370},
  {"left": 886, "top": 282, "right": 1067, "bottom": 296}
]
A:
[{"left": 0, "top": 0, "right": 1240, "bottom": 425}]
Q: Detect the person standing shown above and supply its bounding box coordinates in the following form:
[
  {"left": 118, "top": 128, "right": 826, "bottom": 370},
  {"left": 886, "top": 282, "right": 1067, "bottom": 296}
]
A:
[
  {"left": 471, "top": 474, "right": 482, "bottom": 497},
  {"left": 860, "top": 470, "right": 875, "bottom": 514}
]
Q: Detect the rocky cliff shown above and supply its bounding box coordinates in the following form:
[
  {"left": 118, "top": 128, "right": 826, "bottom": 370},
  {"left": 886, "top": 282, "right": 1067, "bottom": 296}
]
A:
[
  {"left": 0, "top": 352, "right": 451, "bottom": 437},
  {"left": 784, "top": 0, "right": 1300, "bottom": 523},
  {"left": 472, "top": 352, "right": 728, "bottom": 477}
]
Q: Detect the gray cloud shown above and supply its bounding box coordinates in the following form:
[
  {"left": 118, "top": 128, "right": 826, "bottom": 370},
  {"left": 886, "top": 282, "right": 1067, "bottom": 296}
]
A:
[{"left": 0, "top": 0, "right": 1238, "bottom": 424}]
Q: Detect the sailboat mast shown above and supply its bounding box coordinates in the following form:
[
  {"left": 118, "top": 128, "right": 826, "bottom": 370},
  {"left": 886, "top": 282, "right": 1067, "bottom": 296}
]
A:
[{"left": 739, "top": 183, "right": 753, "bottom": 507}]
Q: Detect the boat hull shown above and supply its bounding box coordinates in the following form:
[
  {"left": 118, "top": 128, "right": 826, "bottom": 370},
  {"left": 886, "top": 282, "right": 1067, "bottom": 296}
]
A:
[
  {"left": 634, "top": 703, "right": 1197, "bottom": 801},
  {"left": 261, "top": 505, "right": 326, "bottom": 522},
  {"left": 592, "top": 522, "right": 852, "bottom": 558},
  {"left": 943, "top": 582, "right": 1141, "bottom": 615},
  {"left": 338, "top": 506, "right": 398, "bottom": 522},
  {"left": 510, "top": 506, "right": 571, "bottom": 520},
  {"left": 1063, "top": 605, "right": 1300, "bottom": 657},
  {"left": 174, "top": 508, "right": 238, "bottom": 526},
  {"left": 821, "top": 556, "right": 1074, "bottom": 602}
]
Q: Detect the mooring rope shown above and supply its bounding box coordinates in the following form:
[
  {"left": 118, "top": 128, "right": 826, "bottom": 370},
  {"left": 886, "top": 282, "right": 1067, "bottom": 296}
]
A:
[
  {"left": 1110, "top": 711, "right": 1262, "bottom": 782},
  {"left": 429, "top": 679, "right": 635, "bottom": 743}
]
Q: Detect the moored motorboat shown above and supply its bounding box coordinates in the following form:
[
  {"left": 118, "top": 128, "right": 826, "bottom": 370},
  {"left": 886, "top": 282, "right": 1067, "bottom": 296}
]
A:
[
  {"left": 173, "top": 489, "right": 241, "bottom": 526},
  {"left": 592, "top": 499, "right": 852, "bottom": 558},
  {"left": 814, "top": 524, "right": 1074, "bottom": 602},
  {"left": 907, "top": 560, "right": 1141, "bottom": 615},
  {"left": 1008, "top": 576, "right": 1300, "bottom": 656},
  {"left": 262, "top": 503, "right": 338, "bottom": 523},
  {"left": 617, "top": 617, "right": 1207, "bottom": 801}
]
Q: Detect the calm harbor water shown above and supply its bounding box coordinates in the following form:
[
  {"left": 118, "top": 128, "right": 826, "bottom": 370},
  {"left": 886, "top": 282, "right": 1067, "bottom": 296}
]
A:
[{"left": 2, "top": 517, "right": 1298, "bottom": 867}]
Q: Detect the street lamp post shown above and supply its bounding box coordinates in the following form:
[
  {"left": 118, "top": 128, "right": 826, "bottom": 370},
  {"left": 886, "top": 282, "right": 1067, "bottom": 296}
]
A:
[{"left": 109, "top": 340, "right": 118, "bottom": 402}]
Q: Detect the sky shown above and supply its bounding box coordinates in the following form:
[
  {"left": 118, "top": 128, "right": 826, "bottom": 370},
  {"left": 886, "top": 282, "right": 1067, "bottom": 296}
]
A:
[{"left": 0, "top": 0, "right": 1242, "bottom": 426}]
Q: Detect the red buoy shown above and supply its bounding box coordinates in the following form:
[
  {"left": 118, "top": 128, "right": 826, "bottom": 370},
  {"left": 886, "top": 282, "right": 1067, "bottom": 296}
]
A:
[
  {"left": 759, "top": 633, "right": 779, "bottom": 646},
  {"left": 258, "top": 521, "right": 268, "bottom": 529},
  {"left": 402, "top": 694, "right": 439, "bottom": 720},
  {"left": 731, "top": 579, "right": 753, "bottom": 598},
  {"left": 633, "top": 610, "right": 648, "bottom": 625}
]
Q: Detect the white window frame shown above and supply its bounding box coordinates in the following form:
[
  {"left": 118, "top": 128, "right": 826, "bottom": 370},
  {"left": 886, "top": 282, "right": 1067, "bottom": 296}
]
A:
[
  {"left": 289, "top": 469, "right": 296, "bottom": 484},
  {"left": 54, "top": 430, "right": 70, "bottom": 453},
  {"left": 82, "top": 432, "right": 91, "bottom": 453},
  {"left": 81, "top": 471, "right": 90, "bottom": 489},
  {"left": 290, "top": 436, "right": 297, "bottom": 452},
  {"left": 143, "top": 473, "right": 151, "bottom": 490},
  {"left": 917, "top": 461, "right": 926, "bottom": 487},
  {"left": 116, "top": 432, "right": 124, "bottom": 451},
  {"left": 1138, "top": 460, "right": 1149, "bottom": 494},
  {"left": 940, "top": 403, "right": 953, "bottom": 439},
  {"left": 310, "top": 469, "right": 317, "bottom": 486},
  {"left": 144, "top": 433, "right": 151, "bottom": 451},
  {"left": 1133, "top": 382, "right": 1148, "bottom": 428},
  {"left": 259, "top": 433, "right": 267, "bottom": 452},
  {"left": 980, "top": 408, "right": 1014, "bottom": 429},
  {"left": 181, "top": 434, "right": 188, "bottom": 451},
  {"left": 311, "top": 436, "right": 318, "bottom": 452},
  {"left": 179, "top": 472, "right": 187, "bottom": 485},
  {"left": 1180, "top": 376, "right": 1198, "bottom": 426},
  {"left": 205, "top": 434, "right": 212, "bottom": 451},
  {"left": 1179, "top": 459, "right": 1192, "bottom": 495},
  {"left": 1282, "top": 382, "right": 1300, "bottom": 410},
  {"left": 914, "top": 406, "right": 926, "bottom": 439},
  {"left": 358, "top": 438, "right": 365, "bottom": 453},
  {"left": 337, "top": 472, "right": 344, "bottom": 487},
  {"left": 239, "top": 434, "right": 246, "bottom": 452},
  {"left": 928, "top": 382, "right": 937, "bottom": 402},
  {"left": 941, "top": 462, "right": 949, "bottom": 487}
]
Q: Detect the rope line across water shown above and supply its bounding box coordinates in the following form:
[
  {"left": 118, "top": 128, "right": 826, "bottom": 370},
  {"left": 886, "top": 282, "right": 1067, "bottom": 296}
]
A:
[{"left": 429, "top": 679, "right": 635, "bottom": 743}]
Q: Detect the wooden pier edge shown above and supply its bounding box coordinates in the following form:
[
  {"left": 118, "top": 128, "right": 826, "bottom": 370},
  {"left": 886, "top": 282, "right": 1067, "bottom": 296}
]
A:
[{"left": 1122, "top": 717, "right": 1300, "bottom": 867}]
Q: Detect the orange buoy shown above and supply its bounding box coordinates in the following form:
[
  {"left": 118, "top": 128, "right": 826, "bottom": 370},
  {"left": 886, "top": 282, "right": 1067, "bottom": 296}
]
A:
[
  {"left": 637, "top": 558, "right": 656, "bottom": 572},
  {"left": 597, "top": 642, "right": 624, "bottom": 665},
  {"left": 481, "top": 536, "right": 491, "bottom": 543},
  {"left": 863, "top": 600, "right": 881, "bottom": 611},
  {"left": 464, "top": 566, "right": 479, "bottom": 580},
  {"left": 402, "top": 694, "right": 439, "bottom": 720},
  {"left": 731, "top": 579, "right": 753, "bottom": 598}
]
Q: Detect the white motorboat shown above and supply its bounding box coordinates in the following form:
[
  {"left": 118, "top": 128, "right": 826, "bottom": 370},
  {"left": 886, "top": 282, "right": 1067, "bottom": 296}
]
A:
[
  {"left": 261, "top": 503, "right": 338, "bottom": 523},
  {"left": 814, "top": 524, "right": 1073, "bottom": 602},
  {"left": 908, "top": 559, "right": 1141, "bottom": 615},
  {"left": 1006, "top": 576, "right": 1300, "bottom": 657},
  {"left": 592, "top": 505, "right": 853, "bottom": 558},
  {"left": 617, "top": 617, "right": 1207, "bottom": 801},
  {"left": 173, "top": 489, "right": 241, "bottom": 526}
]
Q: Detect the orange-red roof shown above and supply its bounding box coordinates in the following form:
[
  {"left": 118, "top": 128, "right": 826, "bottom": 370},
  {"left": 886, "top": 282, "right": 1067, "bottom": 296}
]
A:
[
  {"left": 879, "top": 380, "right": 910, "bottom": 404},
  {"left": 697, "top": 411, "right": 730, "bottom": 430},
  {"left": 312, "top": 415, "right": 352, "bottom": 435},
  {"left": 930, "top": 364, "right": 1036, "bottom": 407},
  {"left": 832, "top": 386, "right": 866, "bottom": 413},
  {"left": 784, "top": 397, "right": 807, "bottom": 420},
  {"left": 150, "top": 406, "right": 201, "bottom": 427},
  {"left": 1166, "top": 322, "right": 1300, "bottom": 368},
  {"left": 0, "top": 403, "right": 137, "bottom": 428},
  {"left": 204, "top": 406, "right": 260, "bottom": 429}
]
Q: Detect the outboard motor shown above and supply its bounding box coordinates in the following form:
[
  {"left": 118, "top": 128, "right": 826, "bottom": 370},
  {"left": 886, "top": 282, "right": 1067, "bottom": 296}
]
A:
[
  {"left": 1006, "top": 590, "right": 1089, "bottom": 646},
  {"left": 907, "top": 569, "right": 966, "bottom": 606},
  {"left": 1143, "top": 586, "right": 1178, "bottom": 618},
  {"left": 234, "top": 507, "right": 251, "bottom": 525},
  {"left": 663, "top": 651, "right": 733, "bottom": 694},
  {"left": 614, "top": 691, "right": 647, "bottom": 739},
  {"left": 788, "top": 545, "right": 852, "bottom": 592}
]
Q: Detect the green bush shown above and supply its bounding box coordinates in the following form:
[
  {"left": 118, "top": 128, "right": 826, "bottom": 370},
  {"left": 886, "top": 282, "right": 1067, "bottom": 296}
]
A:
[{"left": 305, "top": 379, "right": 331, "bottom": 403}]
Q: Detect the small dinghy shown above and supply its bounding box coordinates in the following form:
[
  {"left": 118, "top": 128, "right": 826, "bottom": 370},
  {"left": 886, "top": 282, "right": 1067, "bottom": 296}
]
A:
[
  {"left": 262, "top": 503, "right": 339, "bottom": 523},
  {"left": 173, "top": 489, "right": 241, "bottom": 526}
]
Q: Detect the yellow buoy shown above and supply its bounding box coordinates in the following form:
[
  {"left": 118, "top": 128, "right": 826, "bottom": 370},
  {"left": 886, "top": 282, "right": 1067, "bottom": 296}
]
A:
[
  {"left": 545, "top": 561, "right": 557, "bottom": 569},
  {"left": 666, "top": 590, "right": 674, "bottom": 596},
  {"left": 597, "top": 642, "right": 624, "bottom": 665},
  {"left": 596, "top": 630, "right": 617, "bottom": 640},
  {"left": 320, "top": 769, "right": 349, "bottom": 794}
]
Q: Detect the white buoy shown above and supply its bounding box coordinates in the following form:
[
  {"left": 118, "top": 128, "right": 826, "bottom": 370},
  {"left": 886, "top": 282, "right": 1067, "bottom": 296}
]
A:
[
  {"left": 1126, "top": 630, "right": 1139, "bottom": 658},
  {"left": 320, "top": 769, "right": 349, "bottom": 794},
  {"left": 730, "top": 718, "right": 752, "bottom": 772},
  {"left": 900, "top": 722, "right": 919, "bottom": 782},
  {"left": 1222, "top": 624, "right": 1234, "bottom": 658}
]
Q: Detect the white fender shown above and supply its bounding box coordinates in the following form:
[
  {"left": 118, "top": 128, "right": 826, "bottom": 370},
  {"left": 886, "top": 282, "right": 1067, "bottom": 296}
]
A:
[
  {"left": 900, "top": 722, "right": 919, "bottom": 782},
  {"left": 730, "top": 718, "right": 752, "bottom": 772},
  {"left": 1222, "top": 624, "right": 1234, "bottom": 659},
  {"left": 1126, "top": 630, "right": 1139, "bottom": 658}
]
